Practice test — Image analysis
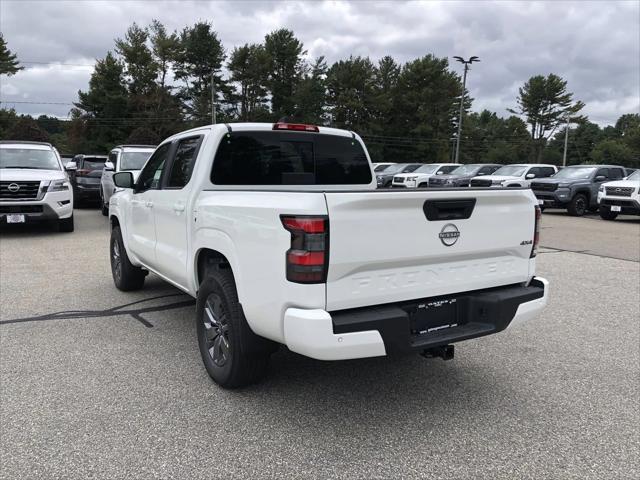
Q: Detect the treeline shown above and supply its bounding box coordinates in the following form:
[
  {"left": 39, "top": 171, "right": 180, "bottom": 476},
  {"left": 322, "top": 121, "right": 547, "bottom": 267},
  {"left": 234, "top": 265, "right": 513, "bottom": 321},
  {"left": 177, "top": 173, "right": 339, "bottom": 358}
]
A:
[{"left": 0, "top": 22, "right": 638, "bottom": 166}]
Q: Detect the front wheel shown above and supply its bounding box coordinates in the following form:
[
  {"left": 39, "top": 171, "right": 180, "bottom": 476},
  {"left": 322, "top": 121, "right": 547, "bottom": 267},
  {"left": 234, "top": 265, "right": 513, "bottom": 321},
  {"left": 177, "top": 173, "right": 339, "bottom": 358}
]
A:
[
  {"left": 568, "top": 193, "right": 588, "bottom": 216},
  {"left": 58, "top": 214, "right": 74, "bottom": 232},
  {"left": 599, "top": 206, "right": 618, "bottom": 221},
  {"left": 110, "top": 226, "right": 146, "bottom": 291},
  {"left": 196, "top": 268, "right": 273, "bottom": 388}
]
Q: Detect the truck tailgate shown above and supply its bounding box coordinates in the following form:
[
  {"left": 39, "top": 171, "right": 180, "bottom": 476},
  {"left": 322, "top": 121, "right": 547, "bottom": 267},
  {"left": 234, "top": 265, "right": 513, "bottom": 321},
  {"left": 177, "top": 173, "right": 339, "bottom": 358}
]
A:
[{"left": 324, "top": 189, "right": 536, "bottom": 311}]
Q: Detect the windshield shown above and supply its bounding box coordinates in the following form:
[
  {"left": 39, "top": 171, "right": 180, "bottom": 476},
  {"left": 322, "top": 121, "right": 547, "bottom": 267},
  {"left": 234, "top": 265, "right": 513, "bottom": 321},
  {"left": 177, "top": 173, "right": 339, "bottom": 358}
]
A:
[
  {"left": 81, "top": 158, "right": 106, "bottom": 171},
  {"left": 414, "top": 164, "right": 439, "bottom": 174},
  {"left": 374, "top": 164, "right": 392, "bottom": 172},
  {"left": 449, "top": 164, "right": 479, "bottom": 175},
  {"left": 120, "top": 151, "right": 152, "bottom": 171},
  {"left": 401, "top": 164, "right": 422, "bottom": 173},
  {"left": 553, "top": 167, "right": 596, "bottom": 180},
  {"left": 627, "top": 170, "right": 640, "bottom": 182},
  {"left": 0, "top": 148, "right": 60, "bottom": 170},
  {"left": 378, "top": 163, "right": 409, "bottom": 174},
  {"left": 493, "top": 165, "right": 526, "bottom": 177}
]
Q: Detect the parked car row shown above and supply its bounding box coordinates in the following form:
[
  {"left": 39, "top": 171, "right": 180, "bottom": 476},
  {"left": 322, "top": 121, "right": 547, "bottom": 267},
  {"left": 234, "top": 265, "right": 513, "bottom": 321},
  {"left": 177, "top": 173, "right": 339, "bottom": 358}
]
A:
[{"left": 374, "top": 161, "right": 638, "bottom": 219}]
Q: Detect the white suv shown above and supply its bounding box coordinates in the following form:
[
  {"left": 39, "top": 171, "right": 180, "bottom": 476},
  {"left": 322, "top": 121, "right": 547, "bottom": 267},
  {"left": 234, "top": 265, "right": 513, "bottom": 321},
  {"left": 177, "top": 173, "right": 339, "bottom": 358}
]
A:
[
  {"left": 392, "top": 163, "right": 459, "bottom": 188},
  {"left": 470, "top": 164, "right": 557, "bottom": 188},
  {"left": 100, "top": 145, "right": 155, "bottom": 215},
  {"left": 597, "top": 169, "right": 640, "bottom": 220},
  {"left": 0, "top": 141, "right": 74, "bottom": 232}
]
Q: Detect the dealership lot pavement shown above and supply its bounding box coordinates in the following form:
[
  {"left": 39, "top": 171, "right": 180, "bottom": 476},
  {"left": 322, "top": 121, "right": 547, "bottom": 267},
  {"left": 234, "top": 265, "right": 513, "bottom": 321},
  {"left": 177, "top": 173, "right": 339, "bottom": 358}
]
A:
[{"left": 1, "top": 209, "right": 638, "bottom": 479}]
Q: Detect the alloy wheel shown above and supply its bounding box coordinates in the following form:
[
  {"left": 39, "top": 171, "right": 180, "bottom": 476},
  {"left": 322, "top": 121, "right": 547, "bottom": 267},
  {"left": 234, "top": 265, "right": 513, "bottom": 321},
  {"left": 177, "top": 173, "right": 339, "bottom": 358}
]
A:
[{"left": 203, "top": 294, "right": 231, "bottom": 367}]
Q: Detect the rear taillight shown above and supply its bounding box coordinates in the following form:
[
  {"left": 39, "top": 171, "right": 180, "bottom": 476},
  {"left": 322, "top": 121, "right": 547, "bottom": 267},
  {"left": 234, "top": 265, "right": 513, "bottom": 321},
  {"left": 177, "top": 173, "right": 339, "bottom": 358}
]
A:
[
  {"left": 273, "top": 122, "right": 320, "bottom": 132},
  {"left": 281, "top": 215, "right": 329, "bottom": 284},
  {"left": 531, "top": 205, "right": 541, "bottom": 258}
]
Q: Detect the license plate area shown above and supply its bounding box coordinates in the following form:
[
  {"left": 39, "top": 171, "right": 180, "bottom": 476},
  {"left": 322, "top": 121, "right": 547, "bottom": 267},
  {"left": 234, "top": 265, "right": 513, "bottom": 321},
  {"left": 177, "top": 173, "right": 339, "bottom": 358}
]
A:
[
  {"left": 6, "top": 214, "right": 25, "bottom": 223},
  {"left": 409, "top": 298, "right": 462, "bottom": 336},
  {"left": 611, "top": 205, "right": 622, "bottom": 212}
]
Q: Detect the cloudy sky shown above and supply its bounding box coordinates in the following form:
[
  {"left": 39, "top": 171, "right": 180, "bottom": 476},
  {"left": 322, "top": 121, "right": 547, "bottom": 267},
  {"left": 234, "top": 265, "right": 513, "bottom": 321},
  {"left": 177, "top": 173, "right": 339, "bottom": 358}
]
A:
[{"left": 1, "top": 0, "right": 638, "bottom": 126}]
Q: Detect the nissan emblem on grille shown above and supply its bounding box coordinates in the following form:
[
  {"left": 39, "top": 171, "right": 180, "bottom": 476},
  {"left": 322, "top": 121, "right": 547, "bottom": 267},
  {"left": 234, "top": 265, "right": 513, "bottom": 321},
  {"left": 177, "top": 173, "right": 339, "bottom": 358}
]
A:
[
  {"left": 8, "top": 183, "right": 20, "bottom": 192},
  {"left": 439, "top": 223, "right": 460, "bottom": 246}
]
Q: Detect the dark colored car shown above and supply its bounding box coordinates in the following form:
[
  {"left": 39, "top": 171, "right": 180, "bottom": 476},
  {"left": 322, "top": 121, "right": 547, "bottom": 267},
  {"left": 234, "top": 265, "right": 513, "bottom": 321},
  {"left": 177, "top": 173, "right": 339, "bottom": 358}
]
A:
[
  {"left": 428, "top": 163, "right": 501, "bottom": 188},
  {"left": 531, "top": 164, "right": 626, "bottom": 216},
  {"left": 68, "top": 154, "right": 107, "bottom": 204},
  {"left": 376, "top": 163, "right": 422, "bottom": 188}
]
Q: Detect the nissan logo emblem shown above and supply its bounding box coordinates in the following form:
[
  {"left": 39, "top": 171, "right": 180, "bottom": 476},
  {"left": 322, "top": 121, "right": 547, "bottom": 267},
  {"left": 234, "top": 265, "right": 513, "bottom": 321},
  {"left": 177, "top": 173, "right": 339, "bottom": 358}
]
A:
[
  {"left": 439, "top": 223, "right": 460, "bottom": 246},
  {"left": 7, "top": 183, "right": 20, "bottom": 192}
]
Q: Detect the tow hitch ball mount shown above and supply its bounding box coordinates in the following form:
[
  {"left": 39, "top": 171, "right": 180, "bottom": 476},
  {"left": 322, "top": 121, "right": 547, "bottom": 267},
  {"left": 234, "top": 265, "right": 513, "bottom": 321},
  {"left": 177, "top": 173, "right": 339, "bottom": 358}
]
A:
[{"left": 421, "top": 344, "right": 455, "bottom": 361}]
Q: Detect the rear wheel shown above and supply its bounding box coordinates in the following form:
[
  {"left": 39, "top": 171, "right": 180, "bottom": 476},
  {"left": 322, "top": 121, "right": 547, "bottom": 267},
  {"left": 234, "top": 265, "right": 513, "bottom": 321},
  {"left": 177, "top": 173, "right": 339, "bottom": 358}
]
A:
[
  {"left": 196, "top": 267, "right": 273, "bottom": 388},
  {"left": 110, "top": 226, "right": 145, "bottom": 291},
  {"left": 568, "top": 193, "right": 588, "bottom": 216},
  {"left": 599, "top": 206, "right": 618, "bottom": 220},
  {"left": 418, "top": 182, "right": 428, "bottom": 188},
  {"left": 100, "top": 189, "right": 109, "bottom": 216},
  {"left": 58, "top": 214, "right": 74, "bottom": 233}
]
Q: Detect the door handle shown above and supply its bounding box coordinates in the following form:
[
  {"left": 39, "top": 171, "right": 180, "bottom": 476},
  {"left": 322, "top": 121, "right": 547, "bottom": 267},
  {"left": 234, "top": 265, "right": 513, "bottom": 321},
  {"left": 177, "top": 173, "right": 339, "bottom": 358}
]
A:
[
  {"left": 145, "top": 201, "right": 154, "bottom": 208},
  {"left": 173, "top": 202, "right": 185, "bottom": 212}
]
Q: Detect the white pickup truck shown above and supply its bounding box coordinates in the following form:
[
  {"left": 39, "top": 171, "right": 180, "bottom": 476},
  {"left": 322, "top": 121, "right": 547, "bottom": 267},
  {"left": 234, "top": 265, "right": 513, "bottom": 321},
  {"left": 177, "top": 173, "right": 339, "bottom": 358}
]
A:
[{"left": 108, "top": 122, "right": 549, "bottom": 388}]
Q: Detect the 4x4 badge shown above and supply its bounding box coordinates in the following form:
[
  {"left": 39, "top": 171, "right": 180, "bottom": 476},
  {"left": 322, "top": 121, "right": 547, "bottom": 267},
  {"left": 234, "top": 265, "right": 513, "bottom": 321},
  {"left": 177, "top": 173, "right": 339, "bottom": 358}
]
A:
[{"left": 439, "top": 223, "right": 460, "bottom": 246}]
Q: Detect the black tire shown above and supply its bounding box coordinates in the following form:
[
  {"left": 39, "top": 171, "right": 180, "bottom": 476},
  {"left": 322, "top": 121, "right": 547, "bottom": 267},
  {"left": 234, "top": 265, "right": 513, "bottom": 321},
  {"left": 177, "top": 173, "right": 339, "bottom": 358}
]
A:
[
  {"left": 568, "top": 193, "right": 588, "bottom": 216},
  {"left": 100, "top": 190, "right": 109, "bottom": 216},
  {"left": 196, "top": 267, "right": 273, "bottom": 388},
  {"left": 418, "top": 182, "right": 428, "bottom": 188},
  {"left": 58, "top": 215, "right": 74, "bottom": 232},
  {"left": 110, "top": 226, "right": 145, "bottom": 291},
  {"left": 539, "top": 206, "right": 545, "bottom": 213},
  {"left": 599, "top": 206, "right": 618, "bottom": 220}
]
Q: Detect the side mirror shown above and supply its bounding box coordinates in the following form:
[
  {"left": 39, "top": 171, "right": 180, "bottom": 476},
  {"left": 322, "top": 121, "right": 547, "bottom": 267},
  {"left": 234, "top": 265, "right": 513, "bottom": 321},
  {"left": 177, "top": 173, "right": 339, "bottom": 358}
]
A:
[
  {"left": 478, "top": 172, "right": 486, "bottom": 176},
  {"left": 113, "top": 171, "right": 134, "bottom": 189},
  {"left": 595, "top": 175, "right": 607, "bottom": 182},
  {"left": 436, "top": 171, "right": 444, "bottom": 175},
  {"left": 525, "top": 173, "right": 535, "bottom": 179},
  {"left": 65, "top": 161, "right": 77, "bottom": 171},
  {"left": 104, "top": 161, "right": 115, "bottom": 172}
]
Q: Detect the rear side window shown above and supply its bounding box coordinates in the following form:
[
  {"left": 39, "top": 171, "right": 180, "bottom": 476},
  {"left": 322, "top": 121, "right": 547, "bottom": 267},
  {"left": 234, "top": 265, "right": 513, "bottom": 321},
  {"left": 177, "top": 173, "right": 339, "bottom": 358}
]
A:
[
  {"left": 211, "top": 131, "right": 372, "bottom": 185},
  {"left": 540, "top": 167, "right": 556, "bottom": 177},
  {"left": 167, "top": 137, "right": 201, "bottom": 188},
  {"left": 610, "top": 168, "right": 624, "bottom": 180}
]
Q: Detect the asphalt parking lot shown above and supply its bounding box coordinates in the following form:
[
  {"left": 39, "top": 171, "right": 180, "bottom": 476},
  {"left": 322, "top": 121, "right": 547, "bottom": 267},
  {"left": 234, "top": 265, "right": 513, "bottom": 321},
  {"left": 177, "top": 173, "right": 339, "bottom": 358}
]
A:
[{"left": 1, "top": 208, "right": 639, "bottom": 479}]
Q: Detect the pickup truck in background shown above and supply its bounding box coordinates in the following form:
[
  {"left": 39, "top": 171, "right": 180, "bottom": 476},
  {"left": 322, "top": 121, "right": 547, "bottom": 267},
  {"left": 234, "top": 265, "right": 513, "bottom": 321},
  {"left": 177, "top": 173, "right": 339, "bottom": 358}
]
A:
[
  {"left": 470, "top": 164, "right": 558, "bottom": 188},
  {"left": 531, "top": 164, "right": 626, "bottom": 216},
  {"left": 108, "top": 122, "right": 549, "bottom": 388}
]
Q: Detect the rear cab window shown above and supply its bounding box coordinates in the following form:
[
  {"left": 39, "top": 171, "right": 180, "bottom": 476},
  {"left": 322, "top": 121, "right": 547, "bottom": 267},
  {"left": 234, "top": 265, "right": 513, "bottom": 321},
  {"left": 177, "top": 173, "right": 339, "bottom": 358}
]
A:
[
  {"left": 81, "top": 157, "right": 106, "bottom": 171},
  {"left": 211, "top": 131, "right": 372, "bottom": 185}
]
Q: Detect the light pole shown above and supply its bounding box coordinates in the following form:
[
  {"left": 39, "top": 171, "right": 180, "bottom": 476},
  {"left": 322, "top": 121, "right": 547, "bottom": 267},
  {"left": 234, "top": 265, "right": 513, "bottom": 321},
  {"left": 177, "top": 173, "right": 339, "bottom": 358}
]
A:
[
  {"left": 562, "top": 116, "right": 571, "bottom": 167},
  {"left": 211, "top": 71, "right": 217, "bottom": 125},
  {"left": 453, "top": 56, "right": 480, "bottom": 163}
]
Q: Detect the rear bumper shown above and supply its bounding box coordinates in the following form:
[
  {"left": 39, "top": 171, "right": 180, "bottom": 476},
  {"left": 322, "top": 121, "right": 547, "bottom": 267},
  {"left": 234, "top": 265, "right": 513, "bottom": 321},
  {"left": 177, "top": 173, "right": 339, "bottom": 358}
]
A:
[
  {"left": 283, "top": 277, "right": 549, "bottom": 360},
  {"left": 74, "top": 183, "right": 101, "bottom": 200}
]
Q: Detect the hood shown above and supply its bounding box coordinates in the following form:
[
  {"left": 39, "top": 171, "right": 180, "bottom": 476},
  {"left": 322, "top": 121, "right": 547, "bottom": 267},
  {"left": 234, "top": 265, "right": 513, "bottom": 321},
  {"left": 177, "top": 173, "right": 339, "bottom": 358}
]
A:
[
  {"left": 432, "top": 173, "right": 476, "bottom": 182},
  {"left": 529, "top": 177, "right": 562, "bottom": 185},
  {"left": 602, "top": 179, "right": 639, "bottom": 188},
  {"left": 394, "top": 172, "right": 436, "bottom": 180},
  {"left": 0, "top": 168, "right": 66, "bottom": 182},
  {"left": 472, "top": 174, "right": 520, "bottom": 182}
]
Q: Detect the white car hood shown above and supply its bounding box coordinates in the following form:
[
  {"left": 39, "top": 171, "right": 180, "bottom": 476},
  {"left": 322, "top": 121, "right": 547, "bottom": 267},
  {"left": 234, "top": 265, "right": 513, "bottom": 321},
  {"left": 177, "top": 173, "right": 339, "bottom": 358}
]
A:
[
  {"left": 395, "top": 172, "right": 437, "bottom": 180},
  {"left": 471, "top": 174, "right": 520, "bottom": 182},
  {"left": 0, "top": 168, "right": 66, "bottom": 182},
  {"left": 603, "top": 179, "right": 639, "bottom": 188}
]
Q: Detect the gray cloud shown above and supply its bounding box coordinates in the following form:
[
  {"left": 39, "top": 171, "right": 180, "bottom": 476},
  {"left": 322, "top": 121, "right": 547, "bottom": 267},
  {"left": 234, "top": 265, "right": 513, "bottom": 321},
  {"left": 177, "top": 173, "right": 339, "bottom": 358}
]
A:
[{"left": 0, "top": 0, "right": 638, "bottom": 125}]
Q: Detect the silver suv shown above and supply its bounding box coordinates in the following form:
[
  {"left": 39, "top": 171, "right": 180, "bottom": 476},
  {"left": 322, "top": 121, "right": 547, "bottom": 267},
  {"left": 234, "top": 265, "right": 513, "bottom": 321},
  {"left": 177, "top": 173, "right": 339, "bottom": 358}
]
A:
[{"left": 100, "top": 144, "right": 155, "bottom": 215}]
